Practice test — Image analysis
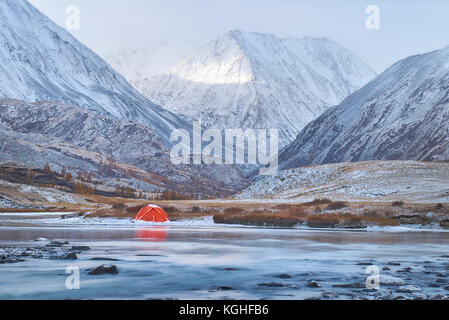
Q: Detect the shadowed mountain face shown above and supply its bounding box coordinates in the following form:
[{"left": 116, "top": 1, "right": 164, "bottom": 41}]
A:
[
  {"left": 0, "top": 0, "right": 250, "bottom": 195},
  {"left": 0, "top": 0, "right": 188, "bottom": 146},
  {"left": 0, "top": 99, "right": 249, "bottom": 196},
  {"left": 137, "top": 30, "right": 376, "bottom": 147},
  {"left": 279, "top": 45, "right": 449, "bottom": 170}
]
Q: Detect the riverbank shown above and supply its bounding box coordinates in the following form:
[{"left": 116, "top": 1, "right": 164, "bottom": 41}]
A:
[
  {"left": 69, "top": 198, "right": 448, "bottom": 230},
  {"left": 2, "top": 198, "right": 448, "bottom": 230}
]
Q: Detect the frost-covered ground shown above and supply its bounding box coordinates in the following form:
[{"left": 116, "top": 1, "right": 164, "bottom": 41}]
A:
[
  {"left": 3, "top": 214, "right": 448, "bottom": 233},
  {"left": 1, "top": 215, "right": 216, "bottom": 228},
  {"left": 0, "top": 179, "right": 86, "bottom": 207},
  {"left": 238, "top": 161, "right": 449, "bottom": 203}
]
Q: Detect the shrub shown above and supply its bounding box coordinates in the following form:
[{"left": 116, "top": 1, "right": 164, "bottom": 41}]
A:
[
  {"left": 304, "top": 198, "right": 332, "bottom": 206},
  {"left": 112, "top": 203, "right": 126, "bottom": 209},
  {"left": 191, "top": 206, "right": 201, "bottom": 213},
  {"left": 214, "top": 213, "right": 302, "bottom": 227},
  {"left": 324, "top": 201, "right": 348, "bottom": 211},
  {"left": 162, "top": 206, "right": 179, "bottom": 213},
  {"left": 125, "top": 205, "right": 144, "bottom": 214}
]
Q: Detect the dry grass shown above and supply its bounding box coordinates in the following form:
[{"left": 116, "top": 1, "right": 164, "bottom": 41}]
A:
[
  {"left": 223, "top": 207, "right": 245, "bottom": 214},
  {"left": 93, "top": 198, "right": 449, "bottom": 228},
  {"left": 303, "top": 198, "right": 333, "bottom": 206},
  {"left": 4, "top": 192, "right": 447, "bottom": 228}
]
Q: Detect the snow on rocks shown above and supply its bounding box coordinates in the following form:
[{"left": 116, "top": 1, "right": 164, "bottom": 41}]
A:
[
  {"left": 237, "top": 160, "right": 449, "bottom": 203},
  {"left": 379, "top": 275, "right": 406, "bottom": 286},
  {"left": 0, "top": 243, "right": 78, "bottom": 263}
]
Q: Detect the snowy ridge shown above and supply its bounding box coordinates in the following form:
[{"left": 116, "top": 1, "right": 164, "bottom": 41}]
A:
[
  {"left": 140, "top": 30, "right": 376, "bottom": 146},
  {"left": 279, "top": 45, "right": 449, "bottom": 169},
  {"left": 237, "top": 161, "right": 449, "bottom": 203},
  {"left": 0, "top": 0, "right": 188, "bottom": 146}
]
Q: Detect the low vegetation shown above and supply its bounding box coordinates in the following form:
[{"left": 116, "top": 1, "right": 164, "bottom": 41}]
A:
[{"left": 74, "top": 196, "right": 449, "bottom": 229}]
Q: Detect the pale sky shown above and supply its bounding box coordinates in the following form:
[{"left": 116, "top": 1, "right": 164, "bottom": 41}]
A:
[{"left": 28, "top": 0, "right": 449, "bottom": 74}]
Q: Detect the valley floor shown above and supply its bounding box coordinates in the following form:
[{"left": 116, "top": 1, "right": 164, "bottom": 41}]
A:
[{"left": 1, "top": 160, "right": 448, "bottom": 230}]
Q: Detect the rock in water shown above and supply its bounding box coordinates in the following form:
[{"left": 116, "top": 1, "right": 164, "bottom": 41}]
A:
[
  {"left": 380, "top": 275, "right": 406, "bottom": 286},
  {"left": 88, "top": 264, "right": 119, "bottom": 275},
  {"left": 306, "top": 281, "right": 321, "bottom": 288},
  {"left": 50, "top": 252, "right": 77, "bottom": 260},
  {"left": 45, "top": 240, "right": 69, "bottom": 247},
  {"left": 217, "top": 286, "right": 234, "bottom": 291},
  {"left": 71, "top": 246, "right": 91, "bottom": 251},
  {"left": 396, "top": 285, "right": 422, "bottom": 293}
]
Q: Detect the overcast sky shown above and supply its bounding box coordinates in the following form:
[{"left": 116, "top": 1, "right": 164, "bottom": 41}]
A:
[{"left": 28, "top": 0, "right": 449, "bottom": 75}]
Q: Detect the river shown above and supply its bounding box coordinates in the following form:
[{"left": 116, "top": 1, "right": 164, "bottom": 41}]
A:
[{"left": 0, "top": 214, "right": 448, "bottom": 300}]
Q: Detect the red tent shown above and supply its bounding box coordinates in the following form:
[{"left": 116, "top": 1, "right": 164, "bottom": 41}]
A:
[{"left": 135, "top": 205, "right": 169, "bottom": 222}]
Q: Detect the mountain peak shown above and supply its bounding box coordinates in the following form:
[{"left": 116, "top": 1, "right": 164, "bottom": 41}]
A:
[
  {"left": 141, "top": 31, "right": 376, "bottom": 146},
  {"left": 0, "top": 0, "right": 189, "bottom": 146}
]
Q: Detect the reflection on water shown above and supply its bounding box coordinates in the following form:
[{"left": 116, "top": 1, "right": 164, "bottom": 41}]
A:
[{"left": 136, "top": 227, "right": 168, "bottom": 242}]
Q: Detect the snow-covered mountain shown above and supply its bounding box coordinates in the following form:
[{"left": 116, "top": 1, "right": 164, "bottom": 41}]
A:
[
  {"left": 0, "top": 99, "right": 248, "bottom": 196},
  {"left": 105, "top": 39, "right": 198, "bottom": 90},
  {"left": 279, "top": 45, "right": 449, "bottom": 170},
  {"left": 139, "top": 30, "right": 376, "bottom": 146},
  {"left": 0, "top": 0, "right": 187, "bottom": 146},
  {"left": 105, "top": 46, "right": 166, "bottom": 92}
]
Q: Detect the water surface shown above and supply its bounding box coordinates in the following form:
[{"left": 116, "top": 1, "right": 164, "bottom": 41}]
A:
[{"left": 0, "top": 214, "right": 448, "bottom": 300}]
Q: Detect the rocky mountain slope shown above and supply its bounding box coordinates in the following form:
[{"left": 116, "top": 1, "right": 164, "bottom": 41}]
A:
[
  {"left": 237, "top": 161, "right": 449, "bottom": 204},
  {"left": 280, "top": 45, "right": 449, "bottom": 169},
  {"left": 0, "top": 0, "right": 188, "bottom": 146},
  {"left": 0, "top": 99, "right": 248, "bottom": 196},
  {"left": 140, "top": 30, "right": 376, "bottom": 146}
]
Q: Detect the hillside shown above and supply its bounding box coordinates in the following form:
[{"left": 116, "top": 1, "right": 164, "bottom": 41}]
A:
[
  {"left": 279, "top": 45, "right": 449, "bottom": 169},
  {"left": 238, "top": 161, "right": 449, "bottom": 204}
]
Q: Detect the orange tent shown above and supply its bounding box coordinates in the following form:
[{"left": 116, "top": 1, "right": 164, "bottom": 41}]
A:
[{"left": 135, "top": 205, "right": 169, "bottom": 223}]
